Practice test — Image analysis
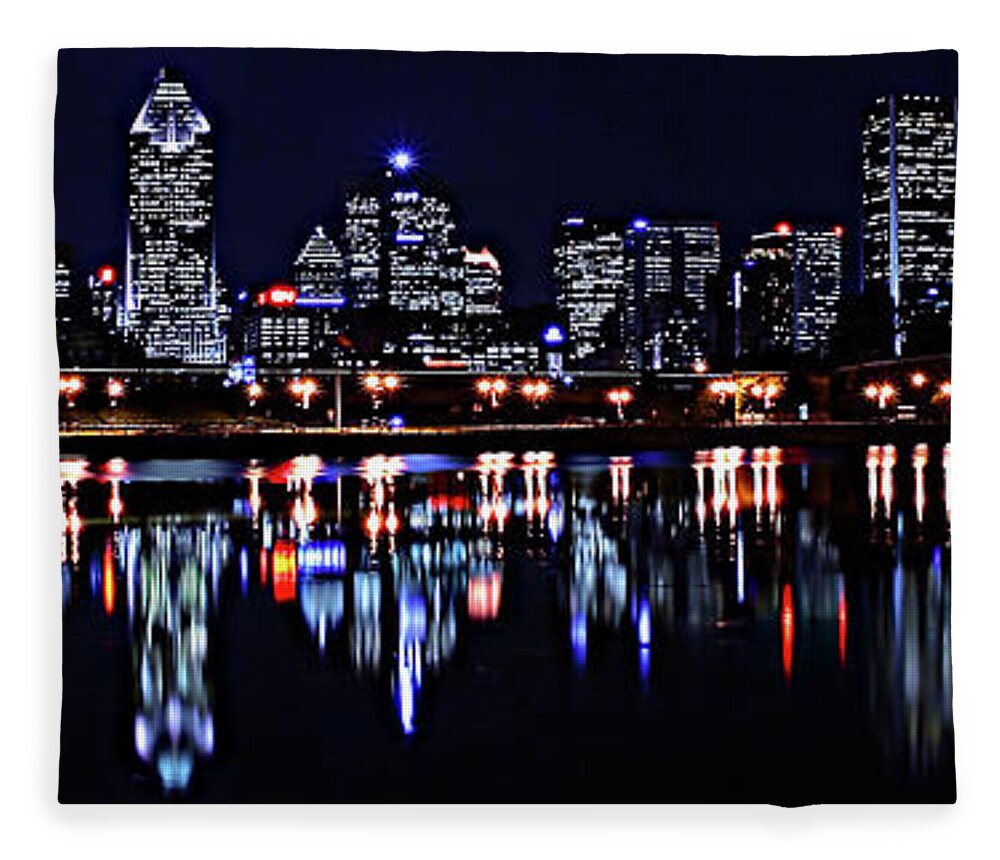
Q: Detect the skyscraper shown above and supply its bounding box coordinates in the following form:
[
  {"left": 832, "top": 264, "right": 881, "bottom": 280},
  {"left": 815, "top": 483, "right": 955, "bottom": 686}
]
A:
[
  {"left": 463, "top": 246, "right": 503, "bottom": 319},
  {"left": 126, "top": 67, "right": 225, "bottom": 364},
  {"left": 343, "top": 189, "right": 382, "bottom": 310},
  {"left": 554, "top": 217, "right": 626, "bottom": 368},
  {"left": 294, "top": 225, "right": 344, "bottom": 299},
  {"left": 735, "top": 222, "right": 843, "bottom": 361},
  {"left": 862, "top": 94, "right": 956, "bottom": 356},
  {"left": 624, "top": 219, "right": 719, "bottom": 371}
]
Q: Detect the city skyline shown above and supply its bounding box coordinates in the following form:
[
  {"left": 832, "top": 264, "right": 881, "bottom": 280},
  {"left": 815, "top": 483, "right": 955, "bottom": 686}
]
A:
[{"left": 55, "top": 49, "right": 957, "bottom": 306}]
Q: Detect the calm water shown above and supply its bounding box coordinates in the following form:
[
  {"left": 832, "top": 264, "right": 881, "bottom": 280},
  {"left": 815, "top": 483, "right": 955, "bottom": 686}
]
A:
[{"left": 58, "top": 443, "right": 953, "bottom": 803}]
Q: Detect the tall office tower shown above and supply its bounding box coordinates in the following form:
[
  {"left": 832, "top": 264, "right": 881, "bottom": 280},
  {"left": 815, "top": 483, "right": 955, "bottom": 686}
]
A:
[
  {"left": 343, "top": 189, "right": 382, "bottom": 309},
  {"left": 384, "top": 170, "right": 463, "bottom": 318},
  {"left": 463, "top": 246, "right": 503, "bottom": 318},
  {"left": 790, "top": 224, "right": 843, "bottom": 357},
  {"left": 126, "top": 67, "right": 225, "bottom": 364},
  {"left": 554, "top": 216, "right": 626, "bottom": 368},
  {"left": 736, "top": 226, "right": 795, "bottom": 362},
  {"left": 862, "top": 94, "right": 957, "bottom": 356},
  {"left": 294, "top": 225, "right": 344, "bottom": 299},
  {"left": 736, "top": 222, "right": 843, "bottom": 361},
  {"left": 624, "top": 219, "right": 720, "bottom": 371}
]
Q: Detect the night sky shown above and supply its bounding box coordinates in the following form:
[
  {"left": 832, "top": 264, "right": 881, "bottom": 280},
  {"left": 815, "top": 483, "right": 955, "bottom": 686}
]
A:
[{"left": 54, "top": 48, "right": 957, "bottom": 305}]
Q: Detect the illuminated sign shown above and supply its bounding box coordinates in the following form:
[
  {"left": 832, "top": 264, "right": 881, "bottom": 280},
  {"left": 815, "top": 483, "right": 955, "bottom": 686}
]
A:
[
  {"left": 258, "top": 285, "right": 298, "bottom": 307},
  {"left": 542, "top": 324, "right": 566, "bottom": 346}
]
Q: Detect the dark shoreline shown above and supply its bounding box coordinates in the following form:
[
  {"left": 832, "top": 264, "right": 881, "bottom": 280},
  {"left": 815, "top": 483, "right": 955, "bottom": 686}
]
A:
[{"left": 59, "top": 421, "right": 950, "bottom": 458}]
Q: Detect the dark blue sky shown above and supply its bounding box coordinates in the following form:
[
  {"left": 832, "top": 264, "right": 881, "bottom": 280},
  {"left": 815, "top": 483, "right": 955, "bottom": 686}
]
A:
[{"left": 54, "top": 48, "right": 957, "bottom": 304}]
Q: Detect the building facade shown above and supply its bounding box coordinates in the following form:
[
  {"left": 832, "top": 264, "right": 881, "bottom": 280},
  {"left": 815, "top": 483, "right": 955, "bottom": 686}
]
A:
[
  {"left": 554, "top": 217, "right": 626, "bottom": 368},
  {"left": 126, "top": 67, "right": 226, "bottom": 364},
  {"left": 862, "top": 94, "right": 956, "bottom": 356}
]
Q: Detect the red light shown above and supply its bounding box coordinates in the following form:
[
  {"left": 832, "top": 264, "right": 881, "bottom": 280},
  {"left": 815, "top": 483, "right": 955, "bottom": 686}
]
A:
[
  {"left": 272, "top": 540, "right": 298, "bottom": 603},
  {"left": 833, "top": 225, "right": 844, "bottom": 238},
  {"left": 774, "top": 221, "right": 793, "bottom": 236},
  {"left": 468, "top": 573, "right": 502, "bottom": 621},
  {"left": 781, "top": 584, "right": 794, "bottom": 684},
  {"left": 260, "top": 284, "right": 298, "bottom": 308},
  {"left": 98, "top": 265, "right": 117, "bottom": 285}
]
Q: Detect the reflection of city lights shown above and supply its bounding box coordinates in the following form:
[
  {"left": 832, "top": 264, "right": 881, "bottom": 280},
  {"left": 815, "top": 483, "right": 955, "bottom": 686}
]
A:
[
  {"left": 468, "top": 573, "right": 502, "bottom": 621},
  {"left": 838, "top": 579, "right": 848, "bottom": 668},
  {"left": 272, "top": 540, "right": 298, "bottom": 603},
  {"left": 781, "top": 584, "right": 794, "bottom": 684},
  {"left": 610, "top": 455, "right": 632, "bottom": 504},
  {"left": 102, "top": 538, "right": 116, "bottom": 616},
  {"left": 913, "top": 443, "right": 928, "bottom": 523}
]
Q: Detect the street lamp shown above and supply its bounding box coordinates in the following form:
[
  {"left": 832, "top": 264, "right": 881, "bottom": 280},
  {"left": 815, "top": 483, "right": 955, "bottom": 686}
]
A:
[
  {"left": 520, "top": 379, "right": 551, "bottom": 408},
  {"left": 107, "top": 378, "right": 125, "bottom": 408},
  {"left": 246, "top": 382, "right": 264, "bottom": 407},
  {"left": 59, "top": 375, "right": 84, "bottom": 407},
  {"left": 606, "top": 386, "right": 634, "bottom": 421},
  {"left": 910, "top": 371, "right": 927, "bottom": 389},
  {"left": 709, "top": 378, "right": 738, "bottom": 423},
  {"left": 289, "top": 377, "right": 318, "bottom": 410},
  {"left": 362, "top": 372, "right": 402, "bottom": 414},
  {"left": 476, "top": 376, "right": 508, "bottom": 409},
  {"left": 864, "top": 381, "right": 895, "bottom": 414}
]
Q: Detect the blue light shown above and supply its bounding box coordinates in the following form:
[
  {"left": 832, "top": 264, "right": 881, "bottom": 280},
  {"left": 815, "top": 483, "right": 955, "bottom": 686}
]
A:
[
  {"left": 542, "top": 324, "right": 566, "bottom": 346},
  {"left": 389, "top": 149, "right": 414, "bottom": 172},
  {"left": 632, "top": 217, "right": 649, "bottom": 231},
  {"left": 563, "top": 216, "right": 585, "bottom": 227},
  {"left": 295, "top": 295, "right": 347, "bottom": 309},
  {"left": 395, "top": 231, "right": 425, "bottom": 244},
  {"left": 237, "top": 290, "right": 249, "bottom": 302},
  {"left": 927, "top": 287, "right": 939, "bottom": 297},
  {"left": 637, "top": 597, "right": 652, "bottom": 648},
  {"left": 388, "top": 415, "right": 405, "bottom": 430},
  {"left": 297, "top": 540, "right": 347, "bottom": 576}
]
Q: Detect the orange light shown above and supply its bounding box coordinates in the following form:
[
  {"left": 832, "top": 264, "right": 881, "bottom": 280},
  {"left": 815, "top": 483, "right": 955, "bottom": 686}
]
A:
[
  {"left": 750, "top": 384, "right": 764, "bottom": 398},
  {"left": 493, "top": 378, "right": 508, "bottom": 395},
  {"left": 107, "top": 378, "right": 125, "bottom": 400},
  {"left": 272, "top": 540, "right": 298, "bottom": 603},
  {"left": 879, "top": 383, "right": 896, "bottom": 400},
  {"left": 60, "top": 375, "right": 84, "bottom": 397},
  {"left": 476, "top": 378, "right": 493, "bottom": 395},
  {"left": 247, "top": 382, "right": 263, "bottom": 403},
  {"left": 468, "top": 573, "right": 502, "bottom": 621},
  {"left": 102, "top": 538, "right": 116, "bottom": 616},
  {"left": 692, "top": 358, "right": 708, "bottom": 374},
  {"left": 910, "top": 372, "right": 927, "bottom": 388},
  {"left": 864, "top": 384, "right": 880, "bottom": 400},
  {"left": 521, "top": 379, "right": 551, "bottom": 401},
  {"left": 940, "top": 380, "right": 951, "bottom": 397},
  {"left": 382, "top": 374, "right": 400, "bottom": 391},
  {"left": 606, "top": 386, "right": 634, "bottom": 405}
]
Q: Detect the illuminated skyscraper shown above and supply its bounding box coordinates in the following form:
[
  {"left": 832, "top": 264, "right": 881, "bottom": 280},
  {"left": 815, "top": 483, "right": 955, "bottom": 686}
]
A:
[
  {"left": 126, "top": 67, "right": 225, "bottom": 363},
  {"left": 735, "top": 222, "right": 842, "bottom": 360},
  {"left": 862, "top": 94, "right": 956, "bottom": 356},
  {"left": 463, "top": 246, "right": 503, "bottom": 318},
  {"left": 294, "top": 225, "right": 344, "bottom": 299},
  {"left": 624, "top": 219, "right": 719, "bottom": 370},
  {"left": 554, "top": 217, "right": 626, "bottom": 368},
  {"left": 343, "top": 190, "right": 382, "bottom": 309}
]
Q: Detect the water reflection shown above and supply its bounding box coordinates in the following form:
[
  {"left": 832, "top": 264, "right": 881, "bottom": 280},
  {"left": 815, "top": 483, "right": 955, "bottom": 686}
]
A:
[{"left": 60, "top": 443, "right": 953, "bottom": 800}]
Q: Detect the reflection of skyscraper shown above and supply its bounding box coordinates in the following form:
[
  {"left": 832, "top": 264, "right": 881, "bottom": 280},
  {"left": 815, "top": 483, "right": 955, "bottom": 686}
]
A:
[
  {"left": 862, "top": 95, "right": 956, "bottom": 356},
  {"left": 554, "top": 217, "right": 626, "bottom": 368},
  {"left": 126, "top": 68, "right": 225, "bottom": 363}
]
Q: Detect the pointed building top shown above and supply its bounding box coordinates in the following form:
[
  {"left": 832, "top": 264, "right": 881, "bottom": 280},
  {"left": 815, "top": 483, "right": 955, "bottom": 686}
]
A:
[{"left": 131, "top": 67, "right": 210, "bottom": 146}]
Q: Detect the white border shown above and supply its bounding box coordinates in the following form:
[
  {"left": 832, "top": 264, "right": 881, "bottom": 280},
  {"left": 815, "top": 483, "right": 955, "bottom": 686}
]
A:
[{"left": 1, "top": 1, "right": 996, "bottom": 857}]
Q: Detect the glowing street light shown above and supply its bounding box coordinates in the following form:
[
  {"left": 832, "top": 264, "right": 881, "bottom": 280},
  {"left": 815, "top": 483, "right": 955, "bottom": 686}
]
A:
[
  {"left": 289, "top": 377, "right": 318, "bottom": 410},
  {"left": 246, "top": 382, "right": 264, "bottom": 407},
  {"left": 692, "top": 358, "right": 708, "bottom": 374},
  {"left": 362, "top": 372, "right": 402, "bottom": 415},
  {"left": 910, "top": 371, "right": 927, "bottom": 389},
  {"left": 606, "top": 386, "right": 634, "bottom": 421},
  {"left": 520, "top": 379, "right": 551, "bottom": 408},
  {"left": 59, "top": 375, "right": 84, "bottom": 406},
  {"left": 476, "top": 377, "right": 508, "bottom": 409},
  {"left": 864, "top": 381, "right": 896, "bottom": 413},
  {"left": 106, "top": 378, "right": 125, "bottom": 407}
]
